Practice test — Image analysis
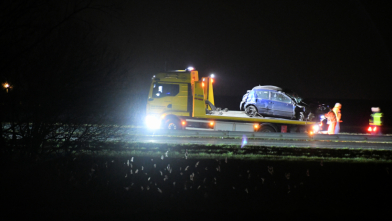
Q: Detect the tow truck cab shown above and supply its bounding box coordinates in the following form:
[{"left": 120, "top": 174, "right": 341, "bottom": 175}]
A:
[{"left": 146, "top": 69, "right": 204, "bottom": 129}]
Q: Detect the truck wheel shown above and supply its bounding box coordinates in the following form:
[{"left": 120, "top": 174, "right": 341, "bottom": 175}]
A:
[
  {"left": 245, "top": 105, "right": 258, "bottom": 117},
  {"left": 259, "top": 125, "right": 275, "bottom": 132},
  {"left": 165, "top": 119, "right": 180, "bottom": 130}
]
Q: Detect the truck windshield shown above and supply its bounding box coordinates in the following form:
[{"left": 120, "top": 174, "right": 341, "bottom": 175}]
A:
[{"left": 152, "top": 83, "right": 179, "bottom": 98}]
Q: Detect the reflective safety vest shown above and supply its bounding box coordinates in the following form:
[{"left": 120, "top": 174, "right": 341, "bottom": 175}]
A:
[{"left": 370, "top": 113, "right": 382, "bottom": 126}]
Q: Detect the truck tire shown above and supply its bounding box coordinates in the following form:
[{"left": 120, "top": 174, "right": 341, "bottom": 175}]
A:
[
  {"left": 259, "top": 125, "right": 275, "bottom": 132},
  {"left": 165, "top": 119, "right": 181, "bottom": 130}
]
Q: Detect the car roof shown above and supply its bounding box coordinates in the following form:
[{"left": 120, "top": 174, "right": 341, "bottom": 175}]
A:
[{"left": 252, "top": 85, "right": 282, "bottom": 91}]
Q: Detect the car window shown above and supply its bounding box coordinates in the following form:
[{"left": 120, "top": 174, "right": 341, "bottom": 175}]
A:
[
  {"left": 272, "top": 92, "right": 292, "bottom": 103},
  {"left": 152, "top": 83, "right": 179, "bottom": 98},
  {"left": 281, "top": 95, "right": 292, "bottom": 103},
  {"left": 255, "top": 90, "right": 269, "bottom": 99}
]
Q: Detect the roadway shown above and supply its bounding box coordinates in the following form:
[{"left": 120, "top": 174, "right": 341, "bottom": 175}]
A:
[{"left": 126, "top": 129, "right": 392, "bottom": 150}]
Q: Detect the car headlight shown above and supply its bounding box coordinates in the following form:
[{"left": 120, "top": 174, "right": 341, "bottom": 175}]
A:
[{"left": 145, "top": 115, "right": 161, "bottom": 129}]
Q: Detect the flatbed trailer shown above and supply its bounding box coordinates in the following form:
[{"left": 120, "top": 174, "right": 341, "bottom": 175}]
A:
[{"left": 145, "top": 69, "right": 317, "bottom": 133}]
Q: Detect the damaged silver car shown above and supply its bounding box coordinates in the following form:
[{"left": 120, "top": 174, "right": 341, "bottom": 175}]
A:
[{"left": 240, "top": 85, "right": 327, "bottom": 121}]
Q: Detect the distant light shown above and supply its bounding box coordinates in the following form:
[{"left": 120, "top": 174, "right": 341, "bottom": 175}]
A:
[
  {"left": 202, "top": 82, "right": 205, "bottom": 87},
  {"left": 209, "top": 121, "right": 214, "bottom": 126},
  {"left": 368, "top": 127, "right": 372, "bottom": 132},
  {"left": 187, "top": 67, "right": 194, "bottom": 71},
  {"left": 210, "top": 74, "right": 215, "bottom": 78},
  {"left": 3, "top": 82, "right": 11, "bottom": 93},
  {"left": 312, "top": 125, "right": 319, "bottom": 132},
  {"left": 182, "top": 121, "right": 186, "bottom": 126}
]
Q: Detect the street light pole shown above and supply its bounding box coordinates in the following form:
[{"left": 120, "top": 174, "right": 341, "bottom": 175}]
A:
[{"left": 2, "top": 82, "right": 15, "bottom": 146}]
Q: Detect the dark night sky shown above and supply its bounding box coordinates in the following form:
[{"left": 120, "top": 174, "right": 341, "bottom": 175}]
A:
[
  {"left": 115, "top": 0, "right": 392, "bottom": 100},
  {"left": 2, "top": 0, "right": 392, "bottom": 101}
]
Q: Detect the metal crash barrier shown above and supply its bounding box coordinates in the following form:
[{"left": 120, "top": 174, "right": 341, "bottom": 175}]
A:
[{"left": 131, "top": 129, "right": 392, "bottom": 143}]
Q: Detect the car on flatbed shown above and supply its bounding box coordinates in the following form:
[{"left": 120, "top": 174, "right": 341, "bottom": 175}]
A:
[{"left": 240, "top": 85, "right": 328, "bottom": 122}]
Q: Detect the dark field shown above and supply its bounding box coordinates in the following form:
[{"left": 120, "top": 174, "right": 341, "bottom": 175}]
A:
[{"left": 3, "top": 152, "right": 392, "bottom": 219}]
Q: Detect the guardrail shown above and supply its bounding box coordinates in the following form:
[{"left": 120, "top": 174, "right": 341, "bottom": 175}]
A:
[{"left": 130, "top": 129, "right": 392, "bottom": 142}]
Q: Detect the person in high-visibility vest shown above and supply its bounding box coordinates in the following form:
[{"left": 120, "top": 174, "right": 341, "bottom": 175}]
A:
[
  {"left": 369, "top": 107, "right": 382, "bottom": 134},
  {"left": 325, "top": 110, "right": 337, "bottom": 135},
  {"left": 332, "top": 103, "right": 342, "bottom": 134}
]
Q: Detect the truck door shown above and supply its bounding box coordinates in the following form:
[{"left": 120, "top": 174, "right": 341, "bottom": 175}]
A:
[
  {"left": 148, "top": 82, "right": 187, "bottom": 114},
  {"left": 172, "top": 83, "right": 188, "bottom": 112}
]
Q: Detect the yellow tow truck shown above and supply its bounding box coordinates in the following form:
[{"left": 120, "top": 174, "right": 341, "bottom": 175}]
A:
[{"left": 145, "top": 68, "right": 318, "bottom": 133}]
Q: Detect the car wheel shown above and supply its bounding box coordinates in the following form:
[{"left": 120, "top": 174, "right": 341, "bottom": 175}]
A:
[
  {"left": 297, "top": 112, "right": 305, "bottom": 121},
  {"left": 165, "top": 119, "right": 180, "bottom": 130},
  {"left": 259, "top": 125, "right": 275, "bottom": 132},
  {"left": 245, "top": 105, "right": 258, "bottom": 117}
]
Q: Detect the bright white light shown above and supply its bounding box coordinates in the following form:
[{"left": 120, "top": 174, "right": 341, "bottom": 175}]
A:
[
  {"left": 312, "top": 125, "right": 319, "bottom": 132},
  {"left": 187, "top": 67, "right": 194, "bottom": 71},
  {"left": 145, "top": 115, "right": 161, "bottom": 129},
  {"left": 210, "top": 74, "right": 215, "bottom": 78}
]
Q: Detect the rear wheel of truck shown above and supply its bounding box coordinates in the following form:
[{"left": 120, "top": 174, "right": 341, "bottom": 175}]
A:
[
  {"left": 259, "top": 125, "right": 275, "bottom": 132},
  {"left": 165, "top": 119, "right": 180, "bottom": 130}
]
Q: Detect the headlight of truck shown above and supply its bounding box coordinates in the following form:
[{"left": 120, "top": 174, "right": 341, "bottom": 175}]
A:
[{"left": 145, "top": 115, "right": 161, "bottom": 129}]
